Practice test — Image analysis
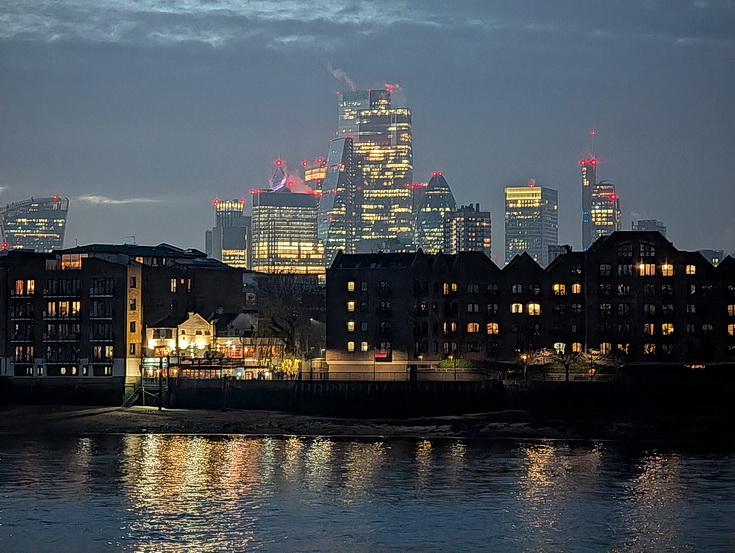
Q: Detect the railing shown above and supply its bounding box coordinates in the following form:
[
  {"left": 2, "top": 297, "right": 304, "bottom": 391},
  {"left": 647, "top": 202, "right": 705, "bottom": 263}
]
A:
[{"left": 301, "top": 369, "right": 503, "bottom": 382}]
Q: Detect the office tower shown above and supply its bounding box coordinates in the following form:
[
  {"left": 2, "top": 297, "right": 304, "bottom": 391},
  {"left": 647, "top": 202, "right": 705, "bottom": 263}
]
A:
[
  {"left": 414, "top": 172, "right": 456, "bottom": 253},
  {"left": 581, "top": 158, "right": 622, "bottom": 249},
  {"left": 580, "top": 158, "right": 597, "bottom": 250},
  {"left": 250, "top": 190, "right": 324, "bottom": 276},
  {"left": 335, "top": 89, "right": 413, "bottom": 251},
  {"left": 0, "top": 196, "right": 69, "bottom": 253},
  {"left": 505, "top": 184, "right": 558, "bottom": 266},
  {"left": 589, "top": 181, "right": 621, "bottom": 245},
  {"left": 303, "top": 157, "right": 328, "bottom": 192},
  {"left": 318, "top": 137, "right": 357, "bottom": 264},
  {"left": 632, "top": 219, "right": 667, "bottom": 237},
  {"left": 444, "top": 203, "right": 492, "bottom": 258},
  {"left": 204, "top": 199, "right": 250, "bottom": 269}
]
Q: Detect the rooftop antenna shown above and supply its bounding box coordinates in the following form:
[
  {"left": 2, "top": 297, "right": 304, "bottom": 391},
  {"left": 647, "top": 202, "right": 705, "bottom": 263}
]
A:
[{"left": 588, "top": 128, "right": 597, "bottom": 158}]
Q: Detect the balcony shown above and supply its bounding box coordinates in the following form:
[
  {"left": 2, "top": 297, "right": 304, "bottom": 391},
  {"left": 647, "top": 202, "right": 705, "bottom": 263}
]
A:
[{"left": 43, "top": 333, "right": 81, "bottom": 342}]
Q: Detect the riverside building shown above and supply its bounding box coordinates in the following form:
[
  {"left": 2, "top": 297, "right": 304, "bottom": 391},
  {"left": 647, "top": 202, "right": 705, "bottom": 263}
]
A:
[{"left": 326, "top": 231, "right": 735, "bottom": 375}]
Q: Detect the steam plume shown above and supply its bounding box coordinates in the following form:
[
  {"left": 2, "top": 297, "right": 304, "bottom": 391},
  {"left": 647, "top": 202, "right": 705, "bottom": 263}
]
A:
[{"left": 327, "top": 62, "right": 357, "bottom": 91}]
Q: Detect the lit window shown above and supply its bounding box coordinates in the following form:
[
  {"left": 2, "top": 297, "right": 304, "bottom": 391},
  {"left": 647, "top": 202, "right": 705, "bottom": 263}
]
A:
[
  {"left": 553, "top": 284, "right": 566, "bottom": 296},
  {"left": 638, "top": 263, "right": 656, "bottom": 276},
  {"left": 129, "top": 343, "right": 136, "bottom": 355},
  {"left": 361, "top": 341, "right": 369, "bottom": 352},
  {"left": 644, "top": 343, "right": 656, "bottom": 355},
  {"left": 686, "top": 264, "right": 696, "bottom": 275},
  {"left": 662, "top": 323, "right": 674, "bottom": 335},
  {"left": 661, "top": 264, "right": 674, "bottom": 277},
  {"left": 347, "top": 341, "right": 355, "bottom": 352},
  {"left": 346, "top": 321, "right": 355, "bottom": 332},
  {"left": 511, "top": 303, "right": 523, "bottom": 314},
  {"left": 553, "top": 342, "right": 565, "bottom": 353},
  {"left": 170, "top": 278, "right": 177, "bottom": 293},
  {"left": 347, "top": 281, "right": 355, "bottom": 292},
  {"left": 347, "top": 301, "right": 355, "bottom": 312},
  {"left": 728, "top": 305, "right": 735, "bottom": 317},
  {"left": 600, "top": 342, "right": 612, "bottom": 354},
  {"left": 571, "top": 283, "right": 582, "bottom": 294},
  {"left": 527, "top": 303, "right": 541, "bottom": 316},
  {"left": 572, "top": 342, "right": 582, "bottom": 353},
  {"left": 486, "top": 323, "right": 499, "bottom": 335},
  {"left": 467, "top": 323, "right": 480, "bottom": 333},
  {"left": 728, "top": 324, "right": 735, "bottom": 336},
  {"left": 644, "top": 323, "right": 655, "bottom": 335}
]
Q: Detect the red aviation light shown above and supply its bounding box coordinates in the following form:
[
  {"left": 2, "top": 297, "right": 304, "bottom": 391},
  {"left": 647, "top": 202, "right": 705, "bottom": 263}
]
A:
[
  {"left": 2, "top": 243, "right": 8, "bottom": 250},
  {"left": 250, "top": 189, "right": 260, "bottom": 194},
  {"left": 590, "top": 159, "right": 597, "bottom": 165},
  {"left": 316, "top": 157, "right": 324, "bottom": 163},
  {"left": 432, "top": 172, "right": 437, "bottom": 176},
  {"left": 53, "top": 195, "right": 59, "bottom": 199},
  {"left": 579, "top": 160, "right": 586, "bottom": 165},
  {"left": 240, "top": 199, "right": 247, "bottom": 204},
  {"left": 301, "top": 160, "right": 308, "bottom": 167},
  {"left": 610, "top": 194, "right": 617, "bottom": 200},
  {"left": 327, "top": 216, "right": 334, "bottom": 221},
  {"left": 274, "top": 159, "right": 283, "bottom": 166},
  {"left": 287, "top": 182, "right": 294, "bottom": 187},
  {"left": 213, "top": 198, "right": 221, "bottom": 205}
]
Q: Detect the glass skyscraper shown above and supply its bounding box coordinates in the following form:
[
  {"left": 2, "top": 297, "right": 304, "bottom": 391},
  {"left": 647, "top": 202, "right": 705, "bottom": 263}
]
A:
[
  {"left": 318, "top": 137, "right": 357, "bottom": 264},
  {"left": 505, "top": 185, "right": 558, "bottom": 266},
  {"left": 414, "top": 172, "right": 456, "bottom": 253},
  {"left": 0, "top": 196, "right": 69, "bottom": 253},
  {"left": 444, "top": 203, "right": 492, "bottom": 258},
  {"left": 251, "top": 190, "right": 324, "bottom": 276},
  {"left": 204, "top": 198, "right": 251, "bottom": 269},
  {"left": 581, "top": 158, "right": 621, "bottom": 249},
  {"left": 336, "top": 89, "right": 413, "bottom": 252}
]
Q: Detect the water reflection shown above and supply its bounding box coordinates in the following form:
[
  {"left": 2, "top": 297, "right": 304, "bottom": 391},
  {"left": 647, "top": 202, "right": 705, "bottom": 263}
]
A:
[{"left": 0, "top": 436, "right": 734, "bottom": 552}]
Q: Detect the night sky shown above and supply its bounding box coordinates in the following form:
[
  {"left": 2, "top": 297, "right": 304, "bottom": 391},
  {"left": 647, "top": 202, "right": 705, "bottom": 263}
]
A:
[{"left": 1, "top": 0, "right": 734, "bottom": 257}]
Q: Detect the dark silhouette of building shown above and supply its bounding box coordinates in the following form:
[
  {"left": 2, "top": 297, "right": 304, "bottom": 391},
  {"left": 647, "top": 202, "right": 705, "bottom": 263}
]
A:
[{"left": 326, "top": 232, "right": 735, "bottom": 374}]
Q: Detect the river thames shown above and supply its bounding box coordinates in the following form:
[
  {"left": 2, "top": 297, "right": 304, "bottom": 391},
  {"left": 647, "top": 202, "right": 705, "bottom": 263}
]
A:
[{"left": 0, "top": 435, "right": 733, "bottom": 552}]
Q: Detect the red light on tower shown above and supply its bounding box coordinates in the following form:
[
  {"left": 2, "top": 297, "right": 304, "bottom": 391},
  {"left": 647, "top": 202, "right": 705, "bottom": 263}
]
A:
[
  {"left": 274, "top": 159, "right": 283, "bottom": 166},
  {"left": 579, "top": 159, "right": 586, "bottom": 165},
  {"left": 1, "top": 243, "right": 8, "bottom": 250},
  {"left": 610, "top": 194, "right": 617, "bottom": 200},
  {"left": 53, "top": 195, "right": 59, "bottom": 199},
  {"left": 240, "top": 199, "right": 247, "bottom": 204},
  {"left": 301, "top": 160, "right": 308, "bottom": 167},
  {"left": 213, "top": 198, "right": 221, "bottom": 206},
  {"left": 590, "top": 159, "right": 597, "bottom": 166},
  {"left": 316, "top": 157, "right": 324, "bottom": 163},
  {"left": 287, "top": 182, "right": 294, "bottom": 187},
  {"left": 432, "top": 172, "right": 437, "bottom": 176}
]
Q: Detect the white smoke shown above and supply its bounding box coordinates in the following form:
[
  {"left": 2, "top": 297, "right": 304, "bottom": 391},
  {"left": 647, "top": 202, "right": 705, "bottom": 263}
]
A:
[
  {"left": 78, "top": 195, "right": 161, "bottom": 205},
  {"left": 326, "top": 62, "right": 357, "bottom": 91}
]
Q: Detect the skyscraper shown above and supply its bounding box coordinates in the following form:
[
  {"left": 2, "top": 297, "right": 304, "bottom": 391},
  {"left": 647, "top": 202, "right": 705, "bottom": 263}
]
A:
[
  {"left": 335, "top": 89, "right": 413, "bottom": 251},
  {"left": 0, "top": 196, "right": 69, "bottom": 252},
  {"left": 414, "top": 172, "right": 456, "bottom": 253},
  {"left": 444, "top": 203, "right": 492, "bottom": 258},
  {"left": 580, "top": 157, "right": 597, "bottom": 250},
  {"left": 581, "top": 158, "right": 621, "bottom": 249},
  {"left": 204, "top": 198, "right": 251, "bottom": 269},
  {"left": 250, "top": 190, "right": 324, "bottom": 276},
  {"left": 505, "top": 184, "right": 558, "bottom": 266},
  {"left": 632, "top": 219, "right": 666, "bottom": 237},
  {"left": 318, "top": 137, "right": 357, "bottom": 263},
  {"left": 589, "top": 181, "right": 621, "bottom": 246}
]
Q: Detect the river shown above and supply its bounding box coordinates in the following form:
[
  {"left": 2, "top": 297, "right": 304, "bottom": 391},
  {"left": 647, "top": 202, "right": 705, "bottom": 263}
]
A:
[{"left": 1, "top": 435, "right": 733, "bottom": 552}]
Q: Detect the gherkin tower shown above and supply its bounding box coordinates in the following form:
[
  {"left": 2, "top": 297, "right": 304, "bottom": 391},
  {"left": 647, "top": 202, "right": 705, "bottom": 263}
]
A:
[{"left": 414, "top": 172, "right": 456, "bottom": 253}]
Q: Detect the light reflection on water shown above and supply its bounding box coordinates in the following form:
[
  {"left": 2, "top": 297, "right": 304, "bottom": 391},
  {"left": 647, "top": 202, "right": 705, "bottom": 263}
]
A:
[{"left": 0, "top": 435, "right": 733, "bottom": 552}]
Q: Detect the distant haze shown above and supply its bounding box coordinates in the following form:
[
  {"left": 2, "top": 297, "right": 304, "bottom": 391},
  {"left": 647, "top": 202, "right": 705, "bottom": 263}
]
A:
[{"left": 1, "top": 1, "right": 733, "bottom": 255}]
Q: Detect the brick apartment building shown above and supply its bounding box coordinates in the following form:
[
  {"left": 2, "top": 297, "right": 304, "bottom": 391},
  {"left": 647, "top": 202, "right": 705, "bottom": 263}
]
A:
[{"left": 326, "top": 232, "right": 735, "bottom": 375}]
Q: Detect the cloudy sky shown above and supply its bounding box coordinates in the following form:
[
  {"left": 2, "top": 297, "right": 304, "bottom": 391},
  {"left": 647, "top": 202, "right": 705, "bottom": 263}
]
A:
[{"left": 1, "top": 0, "right": 734, "bottom": 256}]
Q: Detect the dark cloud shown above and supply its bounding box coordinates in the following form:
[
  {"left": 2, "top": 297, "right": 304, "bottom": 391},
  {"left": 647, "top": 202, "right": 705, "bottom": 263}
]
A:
[{"left": 0, "top": 0, "right": 733, "bottom": 253}]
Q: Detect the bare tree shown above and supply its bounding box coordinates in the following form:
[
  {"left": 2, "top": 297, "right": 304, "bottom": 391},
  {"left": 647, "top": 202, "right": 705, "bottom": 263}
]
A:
[{"left": 548, "top": 347, "right": 583, "bottom": 382}]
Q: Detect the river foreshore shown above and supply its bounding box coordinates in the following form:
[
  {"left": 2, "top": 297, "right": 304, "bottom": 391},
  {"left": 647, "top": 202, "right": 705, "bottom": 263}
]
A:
[{"left": 1, "top": 404, "right": 733, "bottom": 447}]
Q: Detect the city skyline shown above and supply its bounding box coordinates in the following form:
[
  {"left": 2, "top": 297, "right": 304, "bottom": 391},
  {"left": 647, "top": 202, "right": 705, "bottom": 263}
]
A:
[{"left": 1, "top": 1, "right": 734, "bottom": 255}]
